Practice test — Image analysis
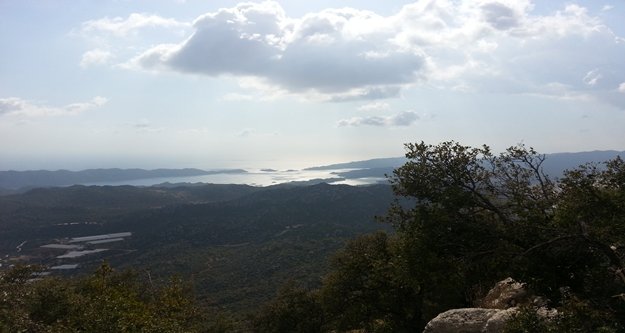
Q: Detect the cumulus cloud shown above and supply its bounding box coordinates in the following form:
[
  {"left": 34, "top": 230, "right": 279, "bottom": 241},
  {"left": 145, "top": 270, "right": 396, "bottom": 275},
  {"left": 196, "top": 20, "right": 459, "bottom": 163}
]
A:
[
  {"left": 0, "top": 96, "right": 108, "bottom": 117},
  {"left": 338, "top": 111, "right": 419, "bottom": 127},
  {"left": 619, "top": 83, "right": 625, "bottom": 93},
  {"left": 80, "top": 49, "right": 113, "bottom": 68},
  {"left": 89, "top": 1, "right": 624, "bottom": 105},
  {"left": 124, "top": 2, "right": 424, "bottom": 100}
]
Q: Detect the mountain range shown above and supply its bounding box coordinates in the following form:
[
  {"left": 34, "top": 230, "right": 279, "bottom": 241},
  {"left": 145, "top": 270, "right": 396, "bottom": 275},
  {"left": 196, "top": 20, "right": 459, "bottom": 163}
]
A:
[
  {"left": 1, "top": 150, "right": 623, "bottom": 192},
  {"left": 0, "top": 168, "right": 246, "bottom": 191}
]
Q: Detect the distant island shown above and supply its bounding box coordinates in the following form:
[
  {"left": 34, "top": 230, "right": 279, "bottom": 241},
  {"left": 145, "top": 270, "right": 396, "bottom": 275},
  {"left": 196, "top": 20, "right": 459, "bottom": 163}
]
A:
[{"left": 0, "top": 168, "right": 247, "bottom": 190}]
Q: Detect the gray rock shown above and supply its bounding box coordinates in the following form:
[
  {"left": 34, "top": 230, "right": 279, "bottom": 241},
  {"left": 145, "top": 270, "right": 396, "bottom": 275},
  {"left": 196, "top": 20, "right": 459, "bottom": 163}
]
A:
[
  {"left": 423, "top": 308, "right": 499, "bottom": 333},
  {"left": 483, "top": 307, "right": 519, "bottom": 333},
  {"left": 423, "top": 278, "right": 558, "bottom": 333}
]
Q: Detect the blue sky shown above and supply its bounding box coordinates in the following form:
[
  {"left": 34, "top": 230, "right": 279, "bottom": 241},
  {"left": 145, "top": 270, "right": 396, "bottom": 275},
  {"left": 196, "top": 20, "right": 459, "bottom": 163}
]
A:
[{"left": 1, "top": 0, "right": 624, "bottom": 170}]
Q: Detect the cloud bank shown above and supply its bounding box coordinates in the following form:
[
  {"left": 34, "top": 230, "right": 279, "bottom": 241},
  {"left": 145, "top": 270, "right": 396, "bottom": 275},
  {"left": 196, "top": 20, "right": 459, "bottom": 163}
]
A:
[{"left": 84, "top": 1, "right": 625, "bottom": 105}]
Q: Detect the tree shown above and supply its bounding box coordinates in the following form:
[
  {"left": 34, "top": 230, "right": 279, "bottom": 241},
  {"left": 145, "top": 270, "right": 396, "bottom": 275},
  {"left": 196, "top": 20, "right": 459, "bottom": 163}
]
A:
[
  {"left": 321, "top": 232, "right": 420, "bottom": 332},
  {"left": 384, "top": 141, "right": 625, "bottom": 329},
  {"left": 0, "top": 265, "right": 47, "bottom": 332},
  {"left": 251, "top": 283, "right": 325, "bottom": 333},
  {"left": 0, "top": 263, "right": 228, "bottom": 332}
]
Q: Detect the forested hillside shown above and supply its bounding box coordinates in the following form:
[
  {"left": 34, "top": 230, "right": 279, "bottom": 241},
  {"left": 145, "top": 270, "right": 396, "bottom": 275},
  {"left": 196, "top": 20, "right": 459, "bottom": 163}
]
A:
[
  {"left": 2, "top": 142, "right": 624, "bottom": 332},
  {"left": 0, "top": 182, "right": 394, "bottom": 328}
]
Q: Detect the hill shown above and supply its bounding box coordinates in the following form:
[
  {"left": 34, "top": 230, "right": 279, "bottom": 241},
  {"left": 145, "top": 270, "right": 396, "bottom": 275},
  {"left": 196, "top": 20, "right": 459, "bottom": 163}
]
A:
[
  {"left": 309, "top": 150, "right": 625, "bottom": 180},
  {"left": 0, "top": 182, "right": 394, "bottom": 316},
  {"left": 0, "top": 168, "right": 247, "bottom": 190},
  {"left": 305, "top": 157, "right": 407, "bottom": 170}
]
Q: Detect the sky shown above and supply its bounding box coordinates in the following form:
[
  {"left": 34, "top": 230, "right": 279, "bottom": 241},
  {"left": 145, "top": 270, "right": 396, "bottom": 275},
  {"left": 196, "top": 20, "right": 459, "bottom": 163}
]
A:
[{"left": 1, "top": 0, "right": 624, "bottom": 171}]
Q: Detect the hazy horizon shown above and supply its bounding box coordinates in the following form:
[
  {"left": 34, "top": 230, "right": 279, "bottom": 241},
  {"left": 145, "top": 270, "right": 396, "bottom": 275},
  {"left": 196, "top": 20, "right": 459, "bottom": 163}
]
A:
[
  {"left": 2, "top": 1, "right": 624, "bottom": 171},
  {"left": 2, "top": 148, "right": 625, "bottom": 173}
]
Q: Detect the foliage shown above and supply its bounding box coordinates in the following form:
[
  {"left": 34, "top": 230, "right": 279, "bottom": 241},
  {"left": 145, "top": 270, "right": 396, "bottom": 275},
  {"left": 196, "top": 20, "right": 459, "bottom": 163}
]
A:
[
  {"left": 377, "top": 141, "right": 625, "bottom": 329},
  {"left": 254, "top": 141, "right": 625, "bottom": 332},
  {"left": 0, "top": 183, "right": 393, "bottom": 322},
  {"left": 503, "top": 306, "right": 551, "bottom": 333},
  {"left": 251, "top": 283, "right": 325, "bottom": 333},
  {"left": 321, "top": 232, "right": 419, "bottom": 332},
  {"left": 505, "top": 299, "right": 622, "bottom": 333},
  {"left": 0, "top": 263, "right": 228, "bottom": 333}
]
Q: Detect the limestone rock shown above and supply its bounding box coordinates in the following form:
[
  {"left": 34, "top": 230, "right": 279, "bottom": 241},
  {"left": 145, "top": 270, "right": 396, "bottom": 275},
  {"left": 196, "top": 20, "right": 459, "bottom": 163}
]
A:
[{"left": 422, "top": 308, "right": 499, "bottom": 333}]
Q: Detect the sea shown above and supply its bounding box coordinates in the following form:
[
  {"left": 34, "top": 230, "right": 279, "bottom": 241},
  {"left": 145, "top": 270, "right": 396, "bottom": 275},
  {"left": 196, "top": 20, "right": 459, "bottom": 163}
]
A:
[{"left": 85, "top": 168, "right": 387, "bottom": 187}]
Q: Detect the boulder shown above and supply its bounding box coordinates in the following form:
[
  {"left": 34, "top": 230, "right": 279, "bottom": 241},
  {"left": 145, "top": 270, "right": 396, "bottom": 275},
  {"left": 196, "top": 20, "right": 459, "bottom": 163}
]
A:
[
  {"left": 422, "top": 278, "right": 557, "bottom": 333},
  {"left": 423, "top": 308, "right": 499, "bottom": 333},
  {"left": 483, "top": 308, "right": 519, "bottom": 333}
]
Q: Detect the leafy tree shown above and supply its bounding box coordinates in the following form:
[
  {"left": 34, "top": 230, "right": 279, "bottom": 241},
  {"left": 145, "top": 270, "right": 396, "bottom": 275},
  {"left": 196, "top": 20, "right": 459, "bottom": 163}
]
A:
[
  {"left": 383, "top": 141, "right": 625, "bottom": 329},
  {"left": 251, "top": 283, "right": 325, "bottom": 333},
  {"left": 0, "top": 262, "right": 229, "bottom": 332},
  {"left": 0, "top": 264, "right": 48, "bottom": 332},
  {"left": 321, "top": 232, "right": 419, "bottom": 332}
]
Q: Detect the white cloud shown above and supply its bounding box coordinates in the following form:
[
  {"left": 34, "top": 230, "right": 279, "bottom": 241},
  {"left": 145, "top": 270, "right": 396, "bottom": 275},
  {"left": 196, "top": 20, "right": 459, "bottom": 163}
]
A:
[
  {"left": 0, "top": 96, "right": 107, "bottom": 117},
  {"left": 583, "top": 69, "right": 602, "bottom": 86},
  {"left": 80, "top": 49, "right": 113, "bottom": 68},
  {"left": 602, "top": 5, "right": 614, "bottom": 12},
  {"left": 338, "top": 111, "right": 419, "bottom": 127},
  {"left": 619, "top": 82, "right": 625, "bottom": 93},
  {"left": 82, "top": 13, "right": 189, "bottom": 37},
  {"left": 103, "top": 1, "right": 624, "bottom": 106},
  {"left": 125, "top": 2, "right": 424, "bottom": 100}
]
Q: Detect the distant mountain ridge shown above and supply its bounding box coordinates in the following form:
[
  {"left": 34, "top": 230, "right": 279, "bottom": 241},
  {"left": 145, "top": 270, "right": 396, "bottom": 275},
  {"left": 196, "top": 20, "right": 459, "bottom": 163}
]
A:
[
  {"left": 0, "top": 168, "right": 246, "bottom": 190},
  {"left": 2, "top": 150, "right": 623, "bottom": 191},
  {"left": 305, "top": 157, "right": 407, "bottom": 170},
  {"left": 540, "top": 150, "right": 625, "bottom": 176},
  {"left": 308, "top": 150, "right": 625, "bottom": 179}
]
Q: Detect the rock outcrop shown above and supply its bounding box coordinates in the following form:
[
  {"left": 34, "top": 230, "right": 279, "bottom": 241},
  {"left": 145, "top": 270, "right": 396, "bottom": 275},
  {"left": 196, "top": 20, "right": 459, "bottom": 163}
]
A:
[
  {"left": 479, "top": 277, "right": 528, "bottom": 309},
  {"left": 423, "top": 278, "right": 554, "bottom": 333}
]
